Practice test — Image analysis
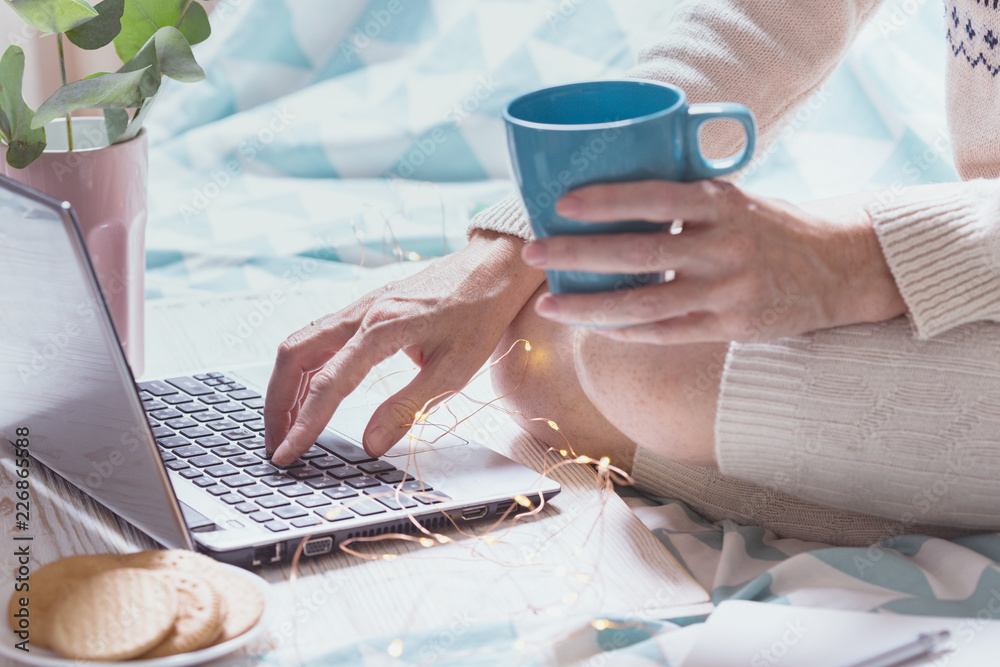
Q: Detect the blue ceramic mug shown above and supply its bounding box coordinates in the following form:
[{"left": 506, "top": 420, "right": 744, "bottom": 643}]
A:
[{"left": 503, "top": 79, "right": 756, "bottom": 294}]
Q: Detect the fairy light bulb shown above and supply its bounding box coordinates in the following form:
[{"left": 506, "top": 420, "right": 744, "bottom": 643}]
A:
[
  {"left": 524, "top": 341, "right": 532, "bottom": 351},
  {"left": 592, "top": 619, "right": 610, "bottom": 631},
  {"left": 559, "top": 449, "right": 568, "bottom": 457},
  {"left": 547, "top": 420, "right": 559, "bottom": 431},
  {"left": 406, "top": 251, "right": 421, "bottom": 261},
  {"left": 598, "top": 456, "right": 610, "bottom": 469},
  {"left": 513, "top": 640, "right": 526, "bottom": 651},
  {"left": 382, "top": 554, "right": 398, "bottom": 561},
  {"left": 514, "top": 494, "right": 532, "bottom": 508},
  {"left": 388, "top": 638, "right": 404, "bottom": 657},
  {"left": 419, "top": 537, "right": 434, "bottom": 548},
  {"left": 562, "top": 592, "right": 579, "bottom": 604},
  {"left": 483, "top": 535, "right": 497, "bottom": 544},
  {"left": 575, "top": 456, "right": 589, "bottom": 464}
]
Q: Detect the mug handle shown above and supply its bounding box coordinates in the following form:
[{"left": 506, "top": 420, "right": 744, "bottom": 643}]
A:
[{"left": 684, "top": 103, "right": 757, "bottom": 179}]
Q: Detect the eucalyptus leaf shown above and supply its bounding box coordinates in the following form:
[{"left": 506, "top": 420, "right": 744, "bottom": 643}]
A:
[
  {"left": 0, "top": 46, "right": 45, "bottom": 169},
  {"left": 6, "top": 0, "right": 97, "bottom": 35},
  {"left": 113, "top": 0, "right": 210, "bottom": 62},
  {"left": 104, "top": 107, "right": 128, "bottom": 143},
  {"left": 176, "top": 1, "right": 209, "bottom": 46},
  {"left": 118, "top": 95, "right": 154, "bottom": 142},
  {"left": 121, "top": 26, "right": 204, "bottom": 83},
  {"left": 32, "top": 67, "right": 154, "bottom": 129},
  {"left": 65, "top": 0, "right": 124, "bottom": 50}
]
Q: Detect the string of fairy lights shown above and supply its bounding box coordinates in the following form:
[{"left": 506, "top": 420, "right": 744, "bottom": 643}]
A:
[{"left": 279, "top": 184, "right": 638, "bottom": 664}]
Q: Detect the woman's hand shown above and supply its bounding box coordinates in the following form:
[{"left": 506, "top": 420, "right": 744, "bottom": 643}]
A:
[
  {"left": 521, "top": 180, "right": 906, "bottom": 344},
  {"left": 264, "top": 230, "right": 544, "bottom": 465}
]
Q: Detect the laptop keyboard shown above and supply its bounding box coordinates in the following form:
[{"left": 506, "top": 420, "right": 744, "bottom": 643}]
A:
[{"left": 138, "top": 373, "right": 450, "bottom": 533}]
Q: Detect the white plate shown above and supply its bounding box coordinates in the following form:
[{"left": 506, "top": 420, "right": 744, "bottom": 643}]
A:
[{"left": 1, "top": 563, "right": 275, "bottom": 667}]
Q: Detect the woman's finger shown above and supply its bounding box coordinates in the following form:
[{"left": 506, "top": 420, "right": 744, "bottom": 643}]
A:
[
  {"left": 556, "top": 179, "right": 734, "bottom": 223},
  {"left": 535, "top": 278, "right": 714, "bottom": 327},
  {"left": 523, "top": 228, "right": 705, "bottom": 274},
  {"left": 591, "top": 311, "right": 724, "bottom": 345}
]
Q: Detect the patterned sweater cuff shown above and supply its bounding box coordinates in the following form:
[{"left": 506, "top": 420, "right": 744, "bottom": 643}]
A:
[
  {"left": 867, "top": 180, "right": 1000, "bottom": 339},
  {"left": 467, "top": 192, "right": 534, "bottom": 242}
]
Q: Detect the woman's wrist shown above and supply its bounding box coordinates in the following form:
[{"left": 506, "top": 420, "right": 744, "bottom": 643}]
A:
[{"left": 830, "top": 209, "right": 908, "bottom": 327}]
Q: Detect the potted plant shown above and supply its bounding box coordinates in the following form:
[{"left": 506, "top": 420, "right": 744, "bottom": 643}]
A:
[{"left": 0, "top": 0, "right": 212, "bottom": 376}]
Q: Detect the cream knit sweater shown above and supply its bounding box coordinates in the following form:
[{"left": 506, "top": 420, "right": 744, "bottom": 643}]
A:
[{"left": 470, "top": 0, "right": 1000, "bottom": 546}]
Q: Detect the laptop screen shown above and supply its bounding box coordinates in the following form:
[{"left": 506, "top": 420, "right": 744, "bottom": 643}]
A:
[{"left": 0, "top": 175, "right": 190, "bottom": 550}]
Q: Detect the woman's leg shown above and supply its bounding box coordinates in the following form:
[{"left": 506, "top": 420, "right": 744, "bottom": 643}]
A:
[{"left": 491, "top": 284, "right": 726, "bottom": 469}]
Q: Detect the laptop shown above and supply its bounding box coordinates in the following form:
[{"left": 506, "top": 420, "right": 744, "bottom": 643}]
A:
[{"left": 0, "top": 175, "right": 560, "bottom": 568}]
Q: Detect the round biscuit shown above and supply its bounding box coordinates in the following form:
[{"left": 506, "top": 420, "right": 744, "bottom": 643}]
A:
[
  {"left": 211, "top": 567, "right": 265, "bottom": 644},
  {"left": 48, "top": 568, "right": 178, "bottom": 661},
  {"left": 6, "top": 553, "right": 122, "bottom": 649},
  {"left": 140, "top": 570, "right": 223, "bottom": 658}
]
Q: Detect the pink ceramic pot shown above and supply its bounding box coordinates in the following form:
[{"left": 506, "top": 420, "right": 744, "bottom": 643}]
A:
[{"left": 1, "top": 117, "right": 147, "bottom": 376}]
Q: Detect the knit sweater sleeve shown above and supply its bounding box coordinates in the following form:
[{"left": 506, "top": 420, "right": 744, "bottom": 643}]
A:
[
  {"left": 468, "top": 0, "right": 885, "bottom": 241},
  {"left": 868, "top": 180, "right": 1000, "bottom": 338}
]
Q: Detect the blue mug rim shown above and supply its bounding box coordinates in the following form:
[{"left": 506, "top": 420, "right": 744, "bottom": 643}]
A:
[{"left": 502, "top": 79, "right": 688, "bottom": 132}]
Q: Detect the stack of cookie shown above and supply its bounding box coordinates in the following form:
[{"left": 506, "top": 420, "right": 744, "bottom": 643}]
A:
[{"left": 6, "top": 550, "right": 266, "bottom": 661}]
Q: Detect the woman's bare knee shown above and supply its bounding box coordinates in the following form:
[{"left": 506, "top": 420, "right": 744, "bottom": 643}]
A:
[{"left": 573, "top": 328, "right": 726, "bottom": 466}]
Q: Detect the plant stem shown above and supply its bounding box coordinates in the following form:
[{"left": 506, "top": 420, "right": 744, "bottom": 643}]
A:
[
  {"left": 56, "top": 33, "right": 73, "bottom": 151},
  {"left": 176, "top": 0, "right": 193, "bottom": 28}
]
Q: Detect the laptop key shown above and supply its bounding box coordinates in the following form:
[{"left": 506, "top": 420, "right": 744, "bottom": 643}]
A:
[
  {"left": 220, "top": 493, "right": 243, "bottom": 505},
  {"left": 206, "top": 485, "right": 229, "bottom": 496},
  {"left": 323, "top": 487, "right": 358, "bottom": 501},
  {"left": 229, "top": 411, "right": 258, "bottom": 423},
  {"left": 319, "top": 436, "right": 375, "bottom": 464},
  {"left": 297, "top": 496, "right": 331, "bottom": 508},
  {"left": 257, "top": 496, "right": 290, "bottom": 509},
  {"left": 143, "top": 399, "right": 168, "bottom": 412},
  {"left": 222, "top": 475, "right": 256, "bottom": 488},
  {"left": 193, "top": 411, "right": 224, "bottom": 423},
  {"left": 415, "top": 490, "right": 451, "bottom": 504},
  {"left": 166, "top": 417, "right": 198, "bottom": 430},
  {"left": 278, "top": 484, "right": 314, "bottom": 498},
  {"left": 151, "top": 426, "right": 173, "bottom": 438},
  {"left": 249, "top": 511, "right": 272, "bottom": 523},
  {"left": 163, "top": 394, "right": 194, "bottom": 406},
  {"left": 347, "top": 499, "right": 386, "bottom": 516},
  {"left": 264, "top": 521, "right": 289, "bottom": 533},
  {"left": 223, "top": 429, "right": 254, "bottom": 441},
  {"left": 157, "top": 436, "right": 189, "bottom": 449},
  {"left": 377, "top": 470, "right": 415, "bottom": 485},
  {"left": 177, "top": 402, "right": 208, "bottom": 414},
  {"left": 310, "top": 455, "right": 345, "bottom": 470},
  {"left": 261, "top": 474, "right": 296, "bottom": 487},
  {"left": 196, "top": 435, "right": 229, "bottom": 448},
  {"left": 327, "top": 466, "right": 362, "bottom": 480},
  {"left": 371, "top": 493, "right": 419, "bottom": 511},
  {"left": 305, "top": 477, "right": 341, "bottom": 490},
  {"left": 213, "top": 445, "right": 245, "bottom": 457},
  {"left": 358, "top": 460, "right": 396, "bottom": 475},
  {"left": 193, "top": 477, "right": 216, "bottom": 488},
  {"left": 214, "top": 402, "right": 244, "bottom": 414},
  {"left": 165, "top": 376, "right": 214, "bottom": 396},
  {"left": 180, "top": 426, "right": 213, "bottom": 439},
  {"left": 400, "top": 480, "right": 433, "bottom": 493},
  {"left": 239, "top": 437, "right": 266, "bottom": 451},
  {"left": 165, "top": 460, "right": 189, "bottom": 471},
  {"left": 229, "top": 455, "right": 258, "bottom": 468},
  {"left": 244, "top": 420, "right": 266, "bottom": 432},
  {"left": 315, "top": 507, "right": 351, "bottom": 522},
  {"left": 345, "top": 475, "right": 381, "bottom": 490},
  {"left": 246, "top": 464, "right": 279, "bottom": 477},
  {"left": 229, "top": 389, "right": 261, "bottom": 401},
  {"left": 273, "top": 506, "right": 307, "bottom": 520},
  {"left": 193, "top": 373, "right": 211, "bottom": 381},
  {"left": 189, "top": 455, "right": 224, "bottom": 468},
  {"left": 235, "top": 502, "right": 257, "bottom": 514},
  {"left": 244, "top": 398, "right": 264, "bottom": 410},
  {"left": 150, "top": 408, "right": 182, "bottom": 421},
  {"left": 299, "top": 446, "right": 328, "bottom": 460},
  {"left": 291, "top": 516, "right": 321, "bottom": 528},
  {"left": 289, "top": 466, "right": 322, "bottom": 480},
  {"left": 173, "top": 445, "right": 205, "bottom": 458},
  {"left": 238, "top": 486, "right": 273, "bottom": 499},
  {"left": 209, "top": 419, "right": 241, "bottom": 432},
  {"left": 159, "top": 450, "right": 177, "bottom": 462},
  {"left": 200, "top": 394, "right": 229, "bottom": 405},
  {"left": 138, "top": 380, "right": 177, "bottom": 396},
  {"left": 180, "top": 468, "right": 204, "bottom": 479},
  {"left": 205, "top": 464, "right": 239, "bottom": 478}
]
